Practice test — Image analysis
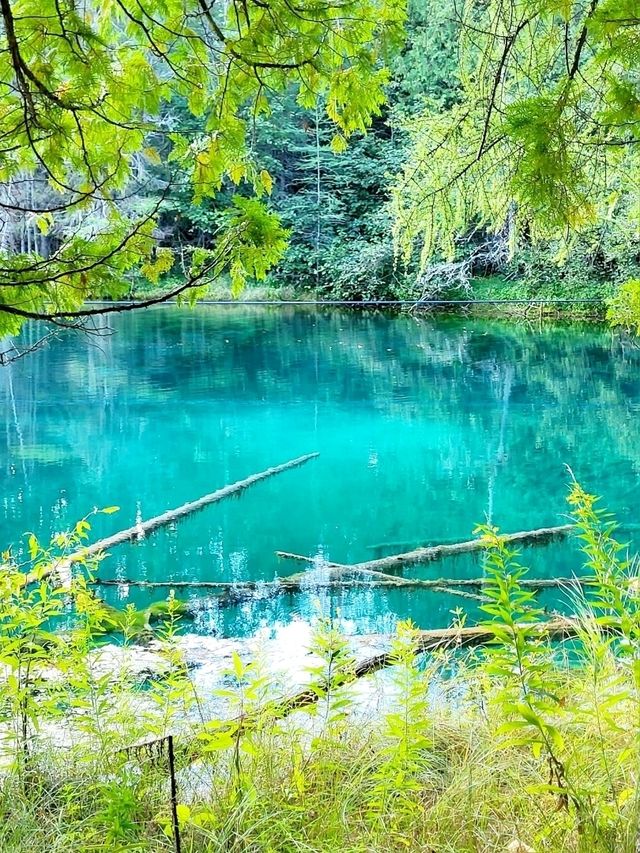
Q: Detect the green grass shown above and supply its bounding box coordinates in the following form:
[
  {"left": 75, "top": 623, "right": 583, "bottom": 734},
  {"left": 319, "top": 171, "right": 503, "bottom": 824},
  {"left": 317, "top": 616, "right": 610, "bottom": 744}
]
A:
[
  {"left": 470, "top": 273, "right": 614, "bottom": 306},
  {"left": 1, "top": 641, "right": 637, "bottom": 852},
  {"left": 128, "top": 273, "right": 309, "bottom": 302}
]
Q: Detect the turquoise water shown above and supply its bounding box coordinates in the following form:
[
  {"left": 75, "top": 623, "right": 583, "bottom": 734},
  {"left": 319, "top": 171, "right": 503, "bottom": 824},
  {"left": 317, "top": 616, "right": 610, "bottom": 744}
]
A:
[{"left": 1, "top": 307, "right": 639, "bottom": 637}]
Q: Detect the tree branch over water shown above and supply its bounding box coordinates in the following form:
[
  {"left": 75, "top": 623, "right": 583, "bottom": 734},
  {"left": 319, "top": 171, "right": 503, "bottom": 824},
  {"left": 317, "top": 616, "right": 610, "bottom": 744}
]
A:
[{"left": 0, "top": 0, "right": 406, "bottom": 336}]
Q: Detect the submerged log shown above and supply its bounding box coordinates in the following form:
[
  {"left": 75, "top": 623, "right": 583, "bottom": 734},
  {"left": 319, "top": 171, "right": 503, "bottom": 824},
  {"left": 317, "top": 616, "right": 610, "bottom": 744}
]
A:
[
  {"left": 93, "top": 575, "right": 587, "bottom": 591},
  {"left": 124, "top": 616, "right": 579, "bottom": 763},
  {"left": 95, "top": 578, "right": 428, "bottom": 589},
  {"left": 276, "top": 556, "right": 494, "bottom": 603},
  {"left": 277, "top": 523, "right": 574, "bottom": 580},
  {"left": 366, "top": 522, "right": 640, "bottom": 558},
  {"left": 366, "top": 535, "right": 469, "bottom": 557},
  {"left": 93, "top": 577, "right": 490, "bottom": 608},
  {"left": 340, "top": 523, "right": 575, "bottom": 574},
  {"left": 275, "top": 552, "right": 415, "bottom": 585},
  {"left": 21, "top": 453, "right": 319, "bottom": 588},
  {"left": 253, "top": 620, "right": 581, "bottom": 723}
]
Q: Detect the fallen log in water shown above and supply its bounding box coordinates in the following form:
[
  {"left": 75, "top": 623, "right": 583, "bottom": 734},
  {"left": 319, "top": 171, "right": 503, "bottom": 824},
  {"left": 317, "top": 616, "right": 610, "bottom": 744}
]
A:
[
  {"left": 93, "top": 577, "right": 492, "bottom": 612},
  {"left": 365, "top": 523, "right": 640, "bottom": 558},
  {"left": 94, "top": 577, "right": 490, "bottom": 609},
  {"left": 92, "top": 574, "right": 589, "bottom": 594},
  {"left": 124, "top": 616, "right": 579, "bottom": 764},
  {"left": 337, "top": 523, "right": 575, "bottom": 574},
  {"left": 277, "top": 523, "right": 574, "bottom": 580},
  {"left": 95, "top": 578, "right": 435, "bottom": 589},
  {"left": 275, "top": 552, "right": 406, "bottom": 585},
  {"left": 89, "top": 568, "right": 594, "bottom": 624},
  {"left": 21, "top": 453, "right": 319, "bottom": 588},
  {"left": 366, "top": 535, "right": 470, "bottom": 557}
]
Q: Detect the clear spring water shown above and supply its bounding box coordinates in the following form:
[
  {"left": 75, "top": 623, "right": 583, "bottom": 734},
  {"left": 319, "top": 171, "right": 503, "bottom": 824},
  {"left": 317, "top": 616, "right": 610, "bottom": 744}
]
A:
[{"left": 1, "top": 307, "right": 639, "bottom": 637}]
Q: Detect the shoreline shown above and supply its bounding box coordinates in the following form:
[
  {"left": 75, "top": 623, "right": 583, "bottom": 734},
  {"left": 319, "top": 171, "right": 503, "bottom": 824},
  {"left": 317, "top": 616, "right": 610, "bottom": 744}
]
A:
[{"left": 82, "top": 297, "right": 607, "bottom": 323}]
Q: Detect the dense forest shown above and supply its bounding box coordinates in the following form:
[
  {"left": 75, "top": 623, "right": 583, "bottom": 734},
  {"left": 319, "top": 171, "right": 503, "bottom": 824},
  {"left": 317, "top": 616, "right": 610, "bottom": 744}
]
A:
[
  {"left": 0, "top": 0, "right": 639, "bottom": 342},
  {"left": 146, "top": 0, "right": 640, "bottom": 305}
]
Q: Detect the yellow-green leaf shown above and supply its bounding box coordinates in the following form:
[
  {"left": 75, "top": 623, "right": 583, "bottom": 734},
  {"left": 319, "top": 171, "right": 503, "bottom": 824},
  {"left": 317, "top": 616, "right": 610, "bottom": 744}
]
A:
[{"left": 260, "top": 169, "right": 273, "bottom": 195}]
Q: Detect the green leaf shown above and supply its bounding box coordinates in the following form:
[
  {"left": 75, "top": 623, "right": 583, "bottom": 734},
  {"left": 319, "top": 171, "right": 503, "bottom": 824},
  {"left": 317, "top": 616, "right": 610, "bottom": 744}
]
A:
[
  {"left": 260, "top": 169, "right": 273, "bottom": 195},
  {"left": 176, "top": 804, "right": 191, "bottom": 824},
  {"left": 28, "top": 534, "right": 38, "bottom": 559}
]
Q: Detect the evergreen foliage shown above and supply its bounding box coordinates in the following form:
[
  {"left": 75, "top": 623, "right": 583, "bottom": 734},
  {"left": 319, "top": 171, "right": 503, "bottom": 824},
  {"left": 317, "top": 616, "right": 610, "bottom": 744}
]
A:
[
  {"left": 392, "top": 0, "right": 640, "bottom": 288},
  {"left": 0, "top": 0, "right": 637, "bottom": 326}
]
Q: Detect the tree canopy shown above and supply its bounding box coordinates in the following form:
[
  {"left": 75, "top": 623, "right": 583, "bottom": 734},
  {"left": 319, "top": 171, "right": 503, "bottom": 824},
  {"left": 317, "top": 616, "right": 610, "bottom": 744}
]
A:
[
  {"left": 392, "top": 1, "right": 640, "bottom": 268},
  {"left": 1, "top": 0, "right": 638, "bottom": 343},
  {"left": 0, "top": 0, "right": 404, "bottom": 335}
]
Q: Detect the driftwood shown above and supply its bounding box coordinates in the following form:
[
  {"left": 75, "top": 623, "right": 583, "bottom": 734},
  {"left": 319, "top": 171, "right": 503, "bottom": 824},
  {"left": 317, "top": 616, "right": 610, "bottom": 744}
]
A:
[
  {"left": 91, "top": 574, "right": 591, "bottom": 613},
  {"left": 94, "top": 577, "right": 456, "bottom": 589},
  {"left": 21, "top": 453, "right": 319, "bottom": 588},
  {"left": 125, "top": 616, "right": 580, "bottom": 763},
  {"left": 234, "top": 618, "right": 580, "bottom": 727},
  {"left": 96, "top": 578, "right": 491, "bottom": 611},
  {"left": 277, "top": 523, "right": 574, "bottom": 580},
  {"left": 336, "top": 523, "right": 574, "bottom": 574},
  {"left": 91, "top": 519, "right": 589, "bottom": 614}
]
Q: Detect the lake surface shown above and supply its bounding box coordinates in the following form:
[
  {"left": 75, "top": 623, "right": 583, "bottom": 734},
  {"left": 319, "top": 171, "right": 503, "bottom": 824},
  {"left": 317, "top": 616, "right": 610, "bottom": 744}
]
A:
[{"left": 1, "top": 308, "right": 639, "bottom": 637}]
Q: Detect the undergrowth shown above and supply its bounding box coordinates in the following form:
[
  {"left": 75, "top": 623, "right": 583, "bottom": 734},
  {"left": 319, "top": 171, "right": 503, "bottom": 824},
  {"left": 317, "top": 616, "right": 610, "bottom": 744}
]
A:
[{"left": 1, "top": 481, "right": 640, "bottom": 852}]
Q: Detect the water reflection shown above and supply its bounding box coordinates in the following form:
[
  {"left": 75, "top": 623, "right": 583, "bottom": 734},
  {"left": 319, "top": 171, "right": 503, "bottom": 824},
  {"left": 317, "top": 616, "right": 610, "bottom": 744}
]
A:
[{"left": 1, "top": 308, "right": 639, "bottom": 636}]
